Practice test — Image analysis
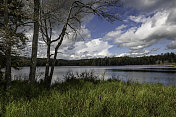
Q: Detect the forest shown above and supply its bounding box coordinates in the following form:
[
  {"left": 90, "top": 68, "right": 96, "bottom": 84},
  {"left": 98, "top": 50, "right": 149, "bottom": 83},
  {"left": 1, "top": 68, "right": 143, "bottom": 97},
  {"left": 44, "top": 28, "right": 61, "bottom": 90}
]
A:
[
  {"left": 43, "top": 52, "right": 176, "bottom": 66},
  {"left": 1, "top": 52, "right": 175, "bottom": 68}
]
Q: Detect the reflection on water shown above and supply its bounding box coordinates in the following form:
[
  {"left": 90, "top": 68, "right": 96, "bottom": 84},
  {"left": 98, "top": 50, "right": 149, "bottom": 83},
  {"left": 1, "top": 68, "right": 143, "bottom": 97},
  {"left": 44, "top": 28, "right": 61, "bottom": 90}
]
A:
[{"left": 11, "top": 66, "right": 176, "bottom": 85}]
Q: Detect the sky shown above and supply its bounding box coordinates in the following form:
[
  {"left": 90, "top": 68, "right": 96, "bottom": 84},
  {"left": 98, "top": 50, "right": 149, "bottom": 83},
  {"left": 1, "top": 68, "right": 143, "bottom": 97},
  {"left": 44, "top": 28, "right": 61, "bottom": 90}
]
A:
[{"left": 24, "top": 0, "right": 176, "bottom": 60}]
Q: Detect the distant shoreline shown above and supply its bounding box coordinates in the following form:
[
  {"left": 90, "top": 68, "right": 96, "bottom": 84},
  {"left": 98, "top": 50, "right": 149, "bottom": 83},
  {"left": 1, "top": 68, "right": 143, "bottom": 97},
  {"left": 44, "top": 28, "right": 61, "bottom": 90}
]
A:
[{"left": 33, "top": 64, "right": 176, "bottom": 67}]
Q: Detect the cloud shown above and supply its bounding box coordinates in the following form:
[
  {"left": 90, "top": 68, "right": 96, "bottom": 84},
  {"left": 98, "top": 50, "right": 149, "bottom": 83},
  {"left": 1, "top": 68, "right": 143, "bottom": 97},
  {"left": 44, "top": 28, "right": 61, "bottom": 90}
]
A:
[
  {"left": 129, "top": 15, "right": 147, "bottom": 23},
  {"left": 104, "top": 8, "right": 176, "bottom": 57},
  {"left": 116, "top": 49, "right": 150, "bottom": 57},
  {"left": 166, "top": 8, "right": 176, "bottom": 25},
  {"left": 58, "top": 38, "right": 113, "bottom": 60},
  {"left": 166, "top": 40, "right": 176, "bottom": 50},
  {"left": 151, "top": 48, "right": 160, "bottom": 52},
  {"left": 116, "top": 24, "right": 127, "bottom": 30},
  {"left": 22, "top": 26, "right": 113, "bottom": 60},
  {"left": 123, "top": 0, "right": 176, "bottom": 12}
]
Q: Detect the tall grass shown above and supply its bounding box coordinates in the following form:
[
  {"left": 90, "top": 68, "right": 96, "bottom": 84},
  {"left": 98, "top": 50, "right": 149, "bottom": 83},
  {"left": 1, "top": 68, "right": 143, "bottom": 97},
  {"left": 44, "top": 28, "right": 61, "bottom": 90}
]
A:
[{"left": 0, "top": 73, "right": 176, "bottom": 117}]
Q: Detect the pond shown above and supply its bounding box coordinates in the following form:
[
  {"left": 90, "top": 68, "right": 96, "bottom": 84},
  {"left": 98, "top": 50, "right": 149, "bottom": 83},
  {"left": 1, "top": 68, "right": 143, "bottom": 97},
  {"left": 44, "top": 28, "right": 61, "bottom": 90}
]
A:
[{"left": 11, "top": 66, "right": 176, "bottom": 85}]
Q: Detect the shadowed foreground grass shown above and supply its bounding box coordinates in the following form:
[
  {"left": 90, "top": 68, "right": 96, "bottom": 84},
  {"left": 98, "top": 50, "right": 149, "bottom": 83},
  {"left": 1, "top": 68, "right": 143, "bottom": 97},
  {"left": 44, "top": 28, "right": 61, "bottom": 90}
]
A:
[{"left": 0, "top": 77, "right": 176, "bottom": 117}]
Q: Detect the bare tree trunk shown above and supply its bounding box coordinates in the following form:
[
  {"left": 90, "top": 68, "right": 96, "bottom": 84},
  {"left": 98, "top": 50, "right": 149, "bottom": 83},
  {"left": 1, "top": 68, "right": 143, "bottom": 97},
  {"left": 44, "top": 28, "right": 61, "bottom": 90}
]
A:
[
  {"left": 44, "top": 42, "right": 50, "bottom": 82},
  {"left": 49, "top": 31, "right": 65, "bottom": 84},
  {"left": 29, "top": 0, "right": 40, "bottom": 82},
  {"left": 4, "top": 0, "right": 11, "bottom": 83},
  {"left": 5, "top": 46, "right": 11, "bottom": 82}
]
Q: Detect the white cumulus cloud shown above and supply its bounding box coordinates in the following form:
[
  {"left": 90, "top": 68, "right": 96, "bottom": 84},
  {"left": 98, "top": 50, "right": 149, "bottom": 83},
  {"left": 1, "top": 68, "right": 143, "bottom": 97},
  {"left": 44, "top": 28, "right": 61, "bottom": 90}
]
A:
[
  {"left": 58, "top": 38, "right": 113, "bottom": 60},
  {"left": 104, "top": 9, "right": 176, "bottom": 56}
]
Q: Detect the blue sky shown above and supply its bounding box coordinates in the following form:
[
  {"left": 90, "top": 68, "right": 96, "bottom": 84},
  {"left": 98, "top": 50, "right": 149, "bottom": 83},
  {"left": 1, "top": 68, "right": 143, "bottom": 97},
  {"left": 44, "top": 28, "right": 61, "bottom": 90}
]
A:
[
  {"left": 77, "top": 0, "right": 176, "bottom": 59},
  {"left": 24, "top": 0, "right": 176, "bottom": 59},
  {"left": 85, "top": 13, "right": 176, "bottom": 57}
]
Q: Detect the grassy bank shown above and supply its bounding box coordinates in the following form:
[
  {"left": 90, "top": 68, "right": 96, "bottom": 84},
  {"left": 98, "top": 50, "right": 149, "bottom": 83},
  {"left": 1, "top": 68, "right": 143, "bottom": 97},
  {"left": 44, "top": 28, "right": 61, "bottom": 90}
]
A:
[{"left": 0, "top": 78, "right": 176, "bottom": 117}]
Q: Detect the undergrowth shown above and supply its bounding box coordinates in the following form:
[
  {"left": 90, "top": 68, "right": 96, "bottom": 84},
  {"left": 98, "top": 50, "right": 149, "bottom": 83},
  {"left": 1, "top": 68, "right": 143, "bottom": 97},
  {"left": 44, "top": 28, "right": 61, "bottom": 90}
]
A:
[{"left": 0, "top": 73, "right": 176, "bottom": 117}]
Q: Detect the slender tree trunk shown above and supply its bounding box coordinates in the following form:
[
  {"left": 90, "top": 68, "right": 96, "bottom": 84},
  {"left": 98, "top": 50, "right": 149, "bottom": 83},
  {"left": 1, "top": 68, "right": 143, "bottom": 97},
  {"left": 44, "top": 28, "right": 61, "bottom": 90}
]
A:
[
  {"left": 44, "top": 42, "right": 50, "bottom": 82},
  {"left": 49, "top": 33, "right": 65, "bottom": 85},
  {"left": 29, "top": 0, "right": 40, "bottom": 82},
  {"left": 4, "top": 0, "right": 11, "bottom": 83},
  {"left": 2, "top": 0, "right": 10, "bottom": 115},
  {"left": 5, "top": 46, "right": 11, "bottom": 82},
  {"left": 48, "top": 26, "right": 67, "bottom": 85}
]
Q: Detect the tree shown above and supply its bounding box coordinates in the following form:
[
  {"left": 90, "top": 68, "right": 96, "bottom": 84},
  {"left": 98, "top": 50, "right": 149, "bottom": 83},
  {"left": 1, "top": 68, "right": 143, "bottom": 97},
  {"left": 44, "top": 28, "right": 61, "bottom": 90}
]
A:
[
  {"left": 39, "top": 0, "right": 75, "bottom": 84},
  {"left": 4, "top": 0, "right": 11, "bottom": 83},
  {"left": 29, "top": 0, "right": 40, "bottom": 83},
  {"left": 39, "top": 0, "right": 121, "bottom": 86},
  {"left": 0, "top": 0, "right": 28, "bottom": 83}
]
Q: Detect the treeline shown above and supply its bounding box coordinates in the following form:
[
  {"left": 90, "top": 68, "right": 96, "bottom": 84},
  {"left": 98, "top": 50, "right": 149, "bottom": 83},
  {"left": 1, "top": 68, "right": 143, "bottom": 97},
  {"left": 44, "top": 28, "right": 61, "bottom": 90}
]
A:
[
  {"left": 36, "top": 52, "right": 176, "bottom": 66},
  {"left": 7, "top": 52, "right": 175, "bottom": 67}
]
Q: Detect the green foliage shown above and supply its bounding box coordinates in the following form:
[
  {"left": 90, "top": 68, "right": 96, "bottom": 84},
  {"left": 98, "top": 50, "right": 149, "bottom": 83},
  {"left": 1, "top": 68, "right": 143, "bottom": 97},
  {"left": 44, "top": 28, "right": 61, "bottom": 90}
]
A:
[
  {"left": 0, "top": 78, "right": 176, "bottom": 117},
  {"left": 20, "top": 52, "right": 176, "bottom": 66},
  {"left": 1, "top": 52, "right": 176, "bottom": 68},
  {"left": 0, "top": 0, "right": 28, "bottom": 54}
]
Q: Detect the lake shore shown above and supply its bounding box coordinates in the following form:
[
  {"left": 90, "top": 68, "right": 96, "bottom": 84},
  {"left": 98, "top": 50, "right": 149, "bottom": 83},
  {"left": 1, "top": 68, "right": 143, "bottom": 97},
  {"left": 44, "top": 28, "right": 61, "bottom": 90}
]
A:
[
  {"left": 0, "top": 78, "right": 176, "bottom": 117},
  {"left": 125, "top": 64, "right": 176, "bottom": 67},
  {"left": 10, "top": 66, "right": 176, "bottom": 86}
]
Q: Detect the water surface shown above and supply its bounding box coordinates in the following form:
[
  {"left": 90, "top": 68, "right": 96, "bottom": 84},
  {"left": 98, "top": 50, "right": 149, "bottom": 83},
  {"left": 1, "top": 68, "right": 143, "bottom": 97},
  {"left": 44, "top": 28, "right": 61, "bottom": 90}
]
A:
[{"left": 11, "top": 66, "right": 176, "bottom": 85}]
